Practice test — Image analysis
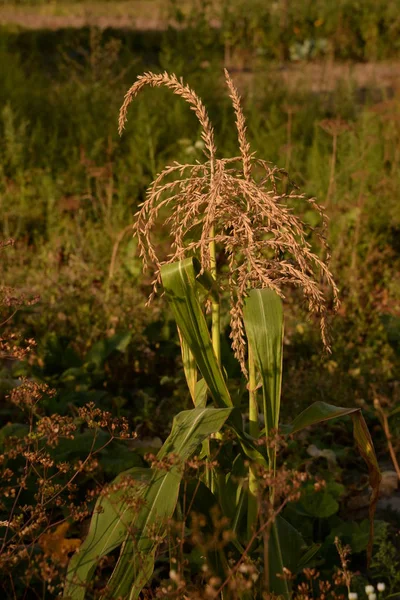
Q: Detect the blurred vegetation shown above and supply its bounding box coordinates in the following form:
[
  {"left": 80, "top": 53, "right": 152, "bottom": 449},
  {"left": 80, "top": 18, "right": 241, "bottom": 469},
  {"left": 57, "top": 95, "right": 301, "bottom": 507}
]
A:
[{"left": 0, "top": 3, "right": 400, "bottom": 597}]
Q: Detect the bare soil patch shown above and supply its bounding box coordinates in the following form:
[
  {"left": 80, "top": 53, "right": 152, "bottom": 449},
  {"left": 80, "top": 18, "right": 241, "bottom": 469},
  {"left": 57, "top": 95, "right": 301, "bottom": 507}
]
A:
[
  {"left": 0, "top": 1, "right": 170, "bottom": 30},
  {"left": 1, "top": 2, "right": 399, "bottom": 95}
]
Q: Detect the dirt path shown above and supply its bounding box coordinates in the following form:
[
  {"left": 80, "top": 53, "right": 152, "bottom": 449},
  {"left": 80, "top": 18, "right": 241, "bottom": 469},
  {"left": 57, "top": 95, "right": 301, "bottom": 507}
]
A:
[
  {"left": 0, "top": 1, "right": 170, "bottom": 31},
  {"left": 241, "top": 61, "right": 400, "bottom": 94},
  {"left": 0, "top": 0, "right": 219, "bottom": 30},
  {"left": 1, "top": 2, "right": 399, "bottom": 94}
]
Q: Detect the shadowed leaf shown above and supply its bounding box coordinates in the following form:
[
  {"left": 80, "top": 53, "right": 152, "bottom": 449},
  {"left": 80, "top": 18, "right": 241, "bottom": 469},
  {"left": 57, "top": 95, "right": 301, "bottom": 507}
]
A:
[{"left": 284, "top": 401, "right": 381, "bottom": 563}]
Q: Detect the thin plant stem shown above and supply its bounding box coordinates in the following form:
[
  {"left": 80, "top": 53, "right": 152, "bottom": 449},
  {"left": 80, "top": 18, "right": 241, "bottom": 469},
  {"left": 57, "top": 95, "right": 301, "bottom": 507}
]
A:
[
  {"left": 374, "top": 397, "right": 400, "bottom": 481},
  {"left": 350, "top": 186, "right": 365, "bottom": 303},
  {"left": 106, "top": 223, "right": 133, "bottom": 301},
  {"left": 215, "top": 498, "right": 289, "bottom": 598},
  {"left": 209, "top": 224, "right": 221, "bottom": 365},
  {"left": 326, "top": 132, "right": 338, "bottom": 205},
  {"left": 259, "top": 509, "right": 271, "bottom": 592},
  {"left": 285, "top": 107, "right": 292, "bottom": 173},
  {"left": 209, "top": 224, "right": 221, "bottom": 494},
  {"left": 247, "top": 344, "right": 259, "bottom": 536}
]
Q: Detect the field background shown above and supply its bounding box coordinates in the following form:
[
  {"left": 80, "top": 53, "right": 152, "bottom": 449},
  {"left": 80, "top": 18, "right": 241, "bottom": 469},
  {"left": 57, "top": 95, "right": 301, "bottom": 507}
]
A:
[{"left": 1, "top": 1, "right": 400, "bottom": 598}]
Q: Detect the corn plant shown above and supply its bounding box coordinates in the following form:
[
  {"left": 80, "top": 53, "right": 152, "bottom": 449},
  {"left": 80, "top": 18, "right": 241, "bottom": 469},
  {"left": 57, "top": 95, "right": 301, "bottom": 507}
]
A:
[{"left": 63, "top": 71, "right": 381, "bottom": 600}]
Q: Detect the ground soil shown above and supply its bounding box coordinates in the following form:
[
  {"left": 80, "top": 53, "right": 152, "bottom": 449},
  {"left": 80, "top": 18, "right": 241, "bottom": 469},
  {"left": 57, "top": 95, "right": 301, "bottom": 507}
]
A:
[
  {"left": 0, "top": 1, "right": 172, "bottom": 30},
  {"left": 1, "top": 2, "right": 399, "bottom": 94}
]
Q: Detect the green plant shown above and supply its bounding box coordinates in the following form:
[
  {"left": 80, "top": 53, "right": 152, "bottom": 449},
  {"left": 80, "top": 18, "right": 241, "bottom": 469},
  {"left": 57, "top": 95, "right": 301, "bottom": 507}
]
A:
[
  {"left": 0, "top": 240, "right": 141, "bottom": 599},
  {"left": 370, "top": 523, "right": 400, "bottom": 596},
  {"left": 62, "top": 71, "right": 381, "bottom": 599}
]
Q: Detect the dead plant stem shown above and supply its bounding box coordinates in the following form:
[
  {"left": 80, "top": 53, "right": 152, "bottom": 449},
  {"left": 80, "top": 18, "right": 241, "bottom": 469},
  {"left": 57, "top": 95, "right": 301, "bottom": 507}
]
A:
[
  {"left": 326, "top": 133, "right": 338, "bottom": 204},
  {"left": 375, "top": 398, "right": 400, "bottom": 480},
  {"left": 215, "top": 499, "right": 288, "bottom": 598}
]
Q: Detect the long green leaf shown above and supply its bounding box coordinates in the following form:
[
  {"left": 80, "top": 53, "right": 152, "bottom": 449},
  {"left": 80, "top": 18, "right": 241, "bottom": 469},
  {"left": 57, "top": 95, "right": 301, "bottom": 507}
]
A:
[
  {"left": 63, "top": 467, "right": 151, "bottom": 600},
  {"left": 99, "top": 536, "right": 156, "bottom": 600},
  {"left": 161, "top": 259, "right": 268, "bottom": 466},
  {"left": 181, "top": 480, "right": 231, "bottom": 582},
  {"left": 178, "top": 330, "right": 208, "bottom": 408},
  {"left": 269, "top": 517, "right": 303, "bottom": 599},
  {"left": 100, "top": 535, "right": 134, "bottom": 599},
  {"left": 158, "top": 406, "right": 233, "bottom": 459},
  {"left": 284, "top": 400, "right": 381, "bottom": 563},
  {"left": 195, "top": 378, "right": 208, "bottom": 408},
  {"left": 126, "top": 407, "right": 233, "bottom": 598},
  {"left": 64, "top": 407, "right": 233, "bottom": 599},
  {"left": 268, "top": 517, "right": 320, "bottom": 599},
  {"left": 178, "top": 328, "right": 198, "bottom": 405},
  {"left": 128, "top": 552, "right": 156, "bottom": 600},
  {"left": 243, "top": 288, "right": 284, "bottom": 434},
  {"left": 161, "top": 258, "right": 232, "bottom": 409}
]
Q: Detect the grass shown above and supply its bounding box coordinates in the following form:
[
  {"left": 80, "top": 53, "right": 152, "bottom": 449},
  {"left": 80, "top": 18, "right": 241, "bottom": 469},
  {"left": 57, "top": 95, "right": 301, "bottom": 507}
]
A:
[{"left": 1, "top": 25, "right": 398, "bottom": 399}]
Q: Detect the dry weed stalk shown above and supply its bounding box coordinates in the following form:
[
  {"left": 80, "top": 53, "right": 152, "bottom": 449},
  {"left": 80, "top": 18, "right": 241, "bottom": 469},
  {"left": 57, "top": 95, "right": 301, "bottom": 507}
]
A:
[
  {"left": 319, "top": 118, "right": 351, "bottom": 205},
  {"left": 373, "top": 394, "right": 400, "bottom": 481},
  {"left": 0, "top": 390, "right": 135, "bottom": 595},
  {"left": 334, "top": 537, "right": 353, "bottom": 596},
  {"left": 119, "top": 70, "right": 339, "bottom": 372}
]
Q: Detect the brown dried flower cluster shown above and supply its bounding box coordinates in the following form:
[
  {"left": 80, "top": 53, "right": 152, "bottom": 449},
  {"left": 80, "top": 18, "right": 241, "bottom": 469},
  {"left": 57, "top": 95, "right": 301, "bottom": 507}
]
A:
[
  {"left": 0, "top": 239, "right": 137, "bottom": 595},
  {"left": 0, "top": 378, "right": 136, "bottom": 594},
  {"left": 119, "top": 70, "right": 339, "bottom": 371},
  {"left": 1, "top": 239, "right": 39, "bottom": 330},
  {"left": 140, "top": 464, "right": 348, "bottom": 600},
  {"left": 0, "top": 333, "right": 36, "bottom": 361}
]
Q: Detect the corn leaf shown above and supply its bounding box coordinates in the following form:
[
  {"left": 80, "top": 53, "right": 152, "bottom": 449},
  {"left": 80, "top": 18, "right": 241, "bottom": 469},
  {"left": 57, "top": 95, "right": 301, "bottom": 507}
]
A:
[
  {"left": 178, "top": 333, "right": 208, "bottom": 408},
  {"left": 195, "top": 378, "right": 208, "bottom": 408},
  {"left": 243, "top": 288, "right": 284, "bottom": 434},
  {"left": 178, "top": 328, "right": 198, "bottom": 405},
  {"left": 99, "top": 537, "right": 150, "bottom": 600},
  {"left": 63, "top": 467, "right": 151, "bottom": 600},
  {"left": 160, "top": 258, "right": 232, "bottom": 409},
  {"left": 64, "top": 407, "right": 233, "bottom": 599},
  {"left": 100, "top": 536, "right": 134, "bottom": 599},
  {"left": 269, "top": 517, "right": 320, "bottom": 599},
  {"left": 99, "top": 537, "right": 156, "bottom": 600},
  {"left": 269, "top": 517, "right": 303, "bottom": 599},
  {"left": 128, "top": 551, "right": 156, "bottom": 600},
  {"left": 161, "top": 258, "right": 268, "bottom": 466},
  {"left": 284, "top": 401, "right": 381, "bottom": 563}
]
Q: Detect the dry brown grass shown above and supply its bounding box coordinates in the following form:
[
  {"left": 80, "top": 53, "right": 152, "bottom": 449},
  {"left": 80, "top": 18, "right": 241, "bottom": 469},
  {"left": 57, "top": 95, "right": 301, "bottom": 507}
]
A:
[{"left": 119, "top": 70, "right": 339, "bottom": 372}]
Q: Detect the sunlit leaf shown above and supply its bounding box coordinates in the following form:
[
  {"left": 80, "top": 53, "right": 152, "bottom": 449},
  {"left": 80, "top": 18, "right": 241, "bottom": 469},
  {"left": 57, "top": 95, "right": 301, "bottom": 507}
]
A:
[
  {"left": 243, "top": 288, "right": 284, "bottom": 434},
  {"left": 64, "top": 407, "right": 233, "bottom": 599},
  {"left": 161, "top": 258, "right": 268, "bottom": 466},
  {"left": 178, "top": 328, "right": 199, "bottom": 406},
  {"left": 161, "top": 258, "right": 232, "bottom": 409}
]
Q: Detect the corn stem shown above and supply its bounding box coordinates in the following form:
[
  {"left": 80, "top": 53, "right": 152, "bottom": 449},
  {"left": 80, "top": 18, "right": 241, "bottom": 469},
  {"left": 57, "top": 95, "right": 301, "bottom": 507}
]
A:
[
  {"left": 247, "top": 344, "right": 259, "bottom": 535},
  {"left": 209, "top": 225, "right": 221, "bottom": 365},
  {"left": 208, "top": 225, "right": 221, "bottom": 494}
]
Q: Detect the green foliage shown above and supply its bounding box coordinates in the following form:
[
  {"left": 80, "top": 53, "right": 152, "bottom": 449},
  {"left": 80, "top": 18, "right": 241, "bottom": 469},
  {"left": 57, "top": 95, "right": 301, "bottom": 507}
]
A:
[
  {"left": 65, "top": 258, "right": 380, "bottom": 598},
  {"left": 64, "top": 407, "right": 233, "bottom": 599},
  {"left": 167, "top": 0, "right": 400, "bottom": 63},
  {"left": 160, "top": 258, "right": 233, "bottom": 410},
  {"left": 0, "top": 13, "right": 399, "bottom": 599},
  {"left": 370, "top": 523, "right": 400, "bottom": 595},
  {"left": 243, "top": 288, "right": 283, "bottom": 434}
]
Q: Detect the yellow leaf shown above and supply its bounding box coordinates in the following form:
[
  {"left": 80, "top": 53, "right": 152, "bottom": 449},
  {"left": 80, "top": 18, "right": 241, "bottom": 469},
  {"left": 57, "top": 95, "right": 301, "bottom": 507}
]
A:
[{"left": 39, "top": 522, "right": 81, "bottom": 566}]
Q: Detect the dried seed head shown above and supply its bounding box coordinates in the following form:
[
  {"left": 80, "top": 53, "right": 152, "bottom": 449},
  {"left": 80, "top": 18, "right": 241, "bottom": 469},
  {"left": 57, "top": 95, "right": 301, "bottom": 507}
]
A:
[
  {"left": 119, "top": 71, "right": 339, "bottom": 372},
  {"left": 319, "top": 117, "right": 351, "bottom": 137},
  {"left": 119, "top": 71, "right": 216, "bottom": 161}
]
